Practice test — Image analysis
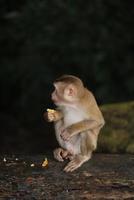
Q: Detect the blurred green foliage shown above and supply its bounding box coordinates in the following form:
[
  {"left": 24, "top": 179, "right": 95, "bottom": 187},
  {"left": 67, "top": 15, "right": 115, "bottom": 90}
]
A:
[
  {"left": 99, "top": 102, "right": 134, "bottom": 153},
  {"left": 0, "top": 0, "right": 134, "bottom": 153}
]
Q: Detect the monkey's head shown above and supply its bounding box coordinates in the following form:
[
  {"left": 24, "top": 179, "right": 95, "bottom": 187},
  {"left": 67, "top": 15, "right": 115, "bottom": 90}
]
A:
[{"left": 51, "top": 75, "right": 85, "bottom": 106}]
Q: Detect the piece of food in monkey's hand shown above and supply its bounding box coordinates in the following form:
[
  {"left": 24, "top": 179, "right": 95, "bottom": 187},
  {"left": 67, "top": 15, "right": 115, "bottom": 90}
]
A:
[
  {"left": 47, "top": 108, "right": 55, "bottom": 113},
  {"left": 46, "top": 108, "right": 56, "bottom": 122}
]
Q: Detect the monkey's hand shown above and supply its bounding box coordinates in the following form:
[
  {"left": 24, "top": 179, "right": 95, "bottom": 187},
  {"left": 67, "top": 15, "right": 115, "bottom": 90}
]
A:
[
  {"left": 44, "top": 109, "right": 63, "bottom": 122},
  {"left": 60, "top": 128, "right": 72, "bottom": 141}
]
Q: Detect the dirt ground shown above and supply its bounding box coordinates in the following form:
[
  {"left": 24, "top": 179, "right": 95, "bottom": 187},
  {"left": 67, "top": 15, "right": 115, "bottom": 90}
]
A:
[{"left": 0, "top": 153, "right": 134, "bottom": 200}]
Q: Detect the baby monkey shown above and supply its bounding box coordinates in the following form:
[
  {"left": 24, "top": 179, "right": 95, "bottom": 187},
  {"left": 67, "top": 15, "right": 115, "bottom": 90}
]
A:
[{"left": 44, "top": 75, "right": 105, "bottom": 172}]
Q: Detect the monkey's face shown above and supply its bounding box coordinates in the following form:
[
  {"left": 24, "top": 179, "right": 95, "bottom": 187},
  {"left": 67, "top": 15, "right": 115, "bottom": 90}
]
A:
[{"left": 51, "top": 82, "right": 78, "bottom": 106}]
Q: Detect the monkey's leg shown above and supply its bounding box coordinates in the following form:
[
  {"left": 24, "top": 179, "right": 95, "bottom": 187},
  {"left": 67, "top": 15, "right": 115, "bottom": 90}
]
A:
[
  {"left": 64, "top": 153, "right": 92, "bottom": 172},
  {"left": 64, "top": 131, "right": 95, "bottom": 172},
  {"left": 53, "top": 148, "right": 70, "bottom": 162}
]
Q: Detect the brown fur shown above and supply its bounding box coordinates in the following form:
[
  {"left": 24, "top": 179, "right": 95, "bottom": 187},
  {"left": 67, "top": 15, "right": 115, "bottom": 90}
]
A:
[{"left": 44, "top": 75, "right": 105, "bottom": 172}]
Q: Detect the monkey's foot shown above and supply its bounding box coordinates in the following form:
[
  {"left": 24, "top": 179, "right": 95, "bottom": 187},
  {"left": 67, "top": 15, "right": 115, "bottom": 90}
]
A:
[{"left": 64, "top": 155, "right": 88, "bottom": 172}]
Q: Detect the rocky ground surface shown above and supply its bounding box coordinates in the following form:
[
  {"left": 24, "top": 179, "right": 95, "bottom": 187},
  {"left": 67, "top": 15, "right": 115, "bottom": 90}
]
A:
[{"left": 0, "top": 154, "right": 134, "bottom": 200}]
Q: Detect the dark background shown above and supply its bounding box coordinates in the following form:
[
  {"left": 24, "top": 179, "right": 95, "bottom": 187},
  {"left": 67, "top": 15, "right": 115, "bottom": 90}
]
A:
[{"left": 0, "top": 0, "right": 134, "bottom": 153}]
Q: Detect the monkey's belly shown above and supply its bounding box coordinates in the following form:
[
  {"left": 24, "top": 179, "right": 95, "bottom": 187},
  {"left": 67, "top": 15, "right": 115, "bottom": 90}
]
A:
[
  {"left": 65, "top": 138, "right": 81, "bottom": 155},
  {"left": 60, "top": 137, "right": 81, "bottom": 155},
  {"left": 54, "top": 117, "right": 83, "bottom": 155},
  {"left": 55, "top": 123, "right": 81, "bottom": 155}
]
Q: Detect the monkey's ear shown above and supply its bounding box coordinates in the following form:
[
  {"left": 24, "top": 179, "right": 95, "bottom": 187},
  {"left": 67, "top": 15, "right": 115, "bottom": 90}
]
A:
[{"left": 64, "top": 84, "right": 76, "bottom": 96}]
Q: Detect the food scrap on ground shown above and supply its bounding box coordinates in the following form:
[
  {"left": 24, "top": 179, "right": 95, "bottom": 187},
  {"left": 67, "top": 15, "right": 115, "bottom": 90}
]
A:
[
  {"left": 3, "top": 158, "right": 7, "bottom": 162},
  {"left": 30, "top": 163, "right": 35, "bottom": 167},
  {"left": 42, "top": 158, "right": 48, "bottom": 167}
]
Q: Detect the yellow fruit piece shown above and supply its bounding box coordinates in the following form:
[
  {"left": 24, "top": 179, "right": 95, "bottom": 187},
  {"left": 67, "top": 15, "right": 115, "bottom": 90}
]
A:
[
  {"left": 42, "top": 158, "right": 48, "bottom": 167},
  {"left": 47, "top": 108, "right": 55, "bottom": 113}
]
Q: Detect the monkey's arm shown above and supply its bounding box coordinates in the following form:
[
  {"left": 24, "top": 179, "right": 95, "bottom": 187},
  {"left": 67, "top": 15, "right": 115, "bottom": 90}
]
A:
[
  {"left": 44, "top": 109, "right": 63, "bottom": 122},
  {"left": 68, "top": 120, "right": 103, "bottom": 135},
  {"left": 53, "top": 110, "right": 63, "bottom": 121},
  {"left": 61, "top": 119, "right": 104, "bottom": 140}
]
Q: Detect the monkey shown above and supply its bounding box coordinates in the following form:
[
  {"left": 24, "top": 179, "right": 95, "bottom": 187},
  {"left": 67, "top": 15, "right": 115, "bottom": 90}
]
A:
[{"left": 44, "top": 75, "right": 105, "bottom": 172}]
